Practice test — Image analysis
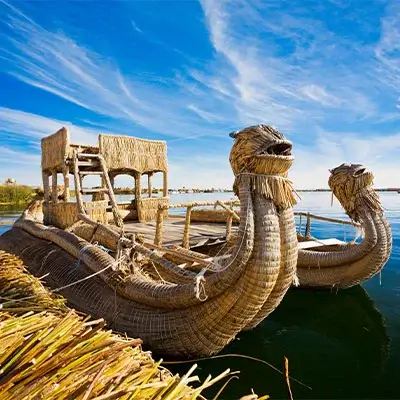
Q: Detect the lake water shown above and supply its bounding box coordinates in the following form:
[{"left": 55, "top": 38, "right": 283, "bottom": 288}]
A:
[{"left": 1, "top": 192, "right": 399, "bottom": 399}]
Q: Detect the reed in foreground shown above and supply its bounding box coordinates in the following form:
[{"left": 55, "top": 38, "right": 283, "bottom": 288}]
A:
[{"left": 0, "top": 251, "right": 268, "bottom": 400}]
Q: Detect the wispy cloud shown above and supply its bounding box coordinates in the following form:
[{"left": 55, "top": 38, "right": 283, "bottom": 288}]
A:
[
  {"left": 0, "top": 107, "right": 100, "bottom": 147},
  {"left": 197, "top": 0, "right": 399, "bottom": 129},
  {"left": 0, "top": 1, "right": 231, "bottom": 139},
  {"left": 0, "top": 0, "right": 399, "bottom": 190},
  {"left": 0, "top": 106, "right": 103, "bottom": 185}
]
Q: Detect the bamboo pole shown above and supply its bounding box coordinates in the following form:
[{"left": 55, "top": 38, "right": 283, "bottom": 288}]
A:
[
  {"left": 294, "top": 211, "right": 359, "bottom": 227},
  {"left": 169, "top": 200, "right": 240, "bottom": 209},
  {"left": 215, "top": 200, "right": 240, "bottom": 221}
]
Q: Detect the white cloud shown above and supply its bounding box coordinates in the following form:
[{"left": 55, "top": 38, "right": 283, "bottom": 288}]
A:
[
  {"left": 290, "top": 130, "right": 400, "bottom": 189},
  {"left": 299, "top": 85, "right": 342, "bottom": 107},
  {"left": 0, "top": 107, "right": 100, "bottom": 147},
  {"left": 0, "top": 0, "right": 399, "bottom": 191},
  {"left": 197, "top": 0, "right": 400, "bottom": 128},
  {"left": 0, "top": 3, "right": 230, "bottom": 139},
  {"left": 0, "top": 107, "right": 101, "bottom": 185}
]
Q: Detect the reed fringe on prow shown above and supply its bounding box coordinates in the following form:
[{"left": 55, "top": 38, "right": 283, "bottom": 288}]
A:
[{"left": 234, "top": 174, "right": 296, "bottom": 210}]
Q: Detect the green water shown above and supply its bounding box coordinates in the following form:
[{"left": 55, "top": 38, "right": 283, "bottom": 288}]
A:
[{"left": 1, "top": 192, "right": 399, "bottom": 399}]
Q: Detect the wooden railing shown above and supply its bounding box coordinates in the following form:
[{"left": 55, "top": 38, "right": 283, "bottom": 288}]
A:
[
  {"left": 154, "top": 200, "right": 359, "bottom": 247},
  {"left": 295, "top": 211, "right": 359, "bottom": 238},
  {"left": 155, "top": 200, "right": 240, "bottom": 248}
]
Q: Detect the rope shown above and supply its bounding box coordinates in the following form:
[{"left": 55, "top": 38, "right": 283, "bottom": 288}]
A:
[
  {"left": 194, "top": 268, "right": 208, "bottom": 301},
  {"left": 68, "top": 243, "right": 97, "bottom": 275},
  {"left": 0, "top": 252, "right": 129, "bottom": 307}
]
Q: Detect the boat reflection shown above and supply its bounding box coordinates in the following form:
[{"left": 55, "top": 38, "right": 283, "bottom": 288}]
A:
[{"left": 169, "top": 285, "right": 390, "bottom": 400}]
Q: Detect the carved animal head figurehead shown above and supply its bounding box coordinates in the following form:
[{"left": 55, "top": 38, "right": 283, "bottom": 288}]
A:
[
  {"left": 229, "top": 124, "right": 296, "bottom": 210},
  {"left": 328, "top": 163, "right": 382, "bottom": 222},
  {"left": 229, "top": 124, "right": 294, "bottom": 176}
]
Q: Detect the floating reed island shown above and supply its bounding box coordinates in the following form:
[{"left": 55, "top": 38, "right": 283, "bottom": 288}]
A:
[
  {"left": 0, "top": 250, "right": 267, "bottom": 400},
  {"left": 0, "top": 124, "right": 299, "bottom": 357}
]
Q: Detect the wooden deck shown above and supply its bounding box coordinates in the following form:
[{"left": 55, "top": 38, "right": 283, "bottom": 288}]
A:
[
  {"left": 124, "top": 215, "right": 235, "bottom": 246},
  {"left": 123, "top": 216, "right": 347, "bottom": 249}
]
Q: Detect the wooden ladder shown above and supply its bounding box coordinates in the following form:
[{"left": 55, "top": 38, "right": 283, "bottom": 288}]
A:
[{"left": 72, "top": 150, "right": 123, "bottom": 227}]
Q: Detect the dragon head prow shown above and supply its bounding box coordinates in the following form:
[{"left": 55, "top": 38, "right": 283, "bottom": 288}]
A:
[
  {"left": 229, "top": 124, "right": 296, "bottom": 210},
  {"left": 328, "top": 162, "right": 382, "bottom": 222}
]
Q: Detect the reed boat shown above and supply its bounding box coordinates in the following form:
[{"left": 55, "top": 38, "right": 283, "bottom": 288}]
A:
[
  {"left": 190, "top": 163, "right": 392, "bottom": 290},
  {"left": 0, "top": 124, "right": 299, "bottom": 356},
  {"left": 296, "top": 163, "right": 392, "bottom": 288}
]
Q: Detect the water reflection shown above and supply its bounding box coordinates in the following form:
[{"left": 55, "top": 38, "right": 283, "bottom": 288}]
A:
[
  {"left": 0, "top": 193, "right": 399, "bottom": 399},
  {"left": 169, "top": 286, "right": 389, "bottom": 399}
]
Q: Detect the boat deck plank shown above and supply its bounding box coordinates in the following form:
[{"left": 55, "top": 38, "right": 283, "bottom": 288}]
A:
[{"left": 124, "top": 216, "right": 235, "bottom": 246}]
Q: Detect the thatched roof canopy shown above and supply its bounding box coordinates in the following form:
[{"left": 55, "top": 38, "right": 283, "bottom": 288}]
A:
[{"left": 99, "top": 134, "right": 167, "bottom": 175}]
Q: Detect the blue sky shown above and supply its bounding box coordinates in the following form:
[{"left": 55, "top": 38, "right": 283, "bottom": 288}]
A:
[{"left": 0, "top": 0, "right": 399, "bottom": 189}]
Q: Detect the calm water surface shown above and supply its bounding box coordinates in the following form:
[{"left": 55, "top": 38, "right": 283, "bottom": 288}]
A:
[{"left": 1, "top": 193, "right": 399, "bottom": 399}]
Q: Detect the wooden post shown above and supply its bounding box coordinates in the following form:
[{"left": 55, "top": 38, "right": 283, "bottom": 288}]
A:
[
  {"left": 163, "top": 171, "right": 168, "bottom": 197},
  {"left": 135, "top": 172, "right": 142, "bottom": 221},
  {"left": 72, "top": 151, "right": 85, "bottom": 214},
  {"left": 42, "top": 170, "right": 50, "bottom": 202},
  {"left": 226, "top": 213, "right": 233, "bottom": 240},
  {"left": 98, "top": 155, "right": 123, "bottom": 227},
  {"left": 148, "top": 172, "right": 153, "bottom": 198},
  {"left": 182, "top": 206, "right": 193, "bottom": 249},
  {"left": 51, "top": 170, "right": 58, "bottom": 203},
  {"left": 305, "top": 212, "right": 311, "bottom": 238},
  {"left": 155, "top": 207, "right": 165, "bottom": 245},
  {"left": 62, "top": 166, "right": 70, "bottom": 202}
]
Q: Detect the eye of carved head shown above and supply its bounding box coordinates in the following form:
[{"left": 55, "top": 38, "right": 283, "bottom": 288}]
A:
[{"left": 229, "top": 124, "right": 294, "bottom": 176}]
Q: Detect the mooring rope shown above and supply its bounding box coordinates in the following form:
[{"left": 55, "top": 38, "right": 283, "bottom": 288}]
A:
[
  {"left": 194, "top": 268, "right": 208, "bottom": 301},
  {"left": 0, "top": 252, "right": 129, "bottom": 307}
]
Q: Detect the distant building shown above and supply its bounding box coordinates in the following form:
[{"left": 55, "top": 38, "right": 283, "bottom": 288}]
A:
[{"left": 4, "top": 178, "right": 16, "bottom": 185}]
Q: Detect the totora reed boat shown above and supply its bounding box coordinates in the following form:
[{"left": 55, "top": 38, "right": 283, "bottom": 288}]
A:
[
  {"left": 0, "top": 124, "right": 392, "bottom": 357},
  {"left": 190, "top": 161, "right": 392, "bottom": 290},
  {"left": 296, "top": 163, "right": 392, "bottom": 289},
  {"left": 0, "top": 124, "right": 299, "bottom": 357}
]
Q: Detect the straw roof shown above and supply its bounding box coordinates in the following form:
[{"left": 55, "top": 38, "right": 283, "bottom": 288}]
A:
[{"left": 99, "top": 134, "right": 167, "bottom": 174}]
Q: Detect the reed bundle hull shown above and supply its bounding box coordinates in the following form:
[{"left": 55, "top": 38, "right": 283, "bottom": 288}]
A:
[
  {"left": 0, "top": 124, "right": 299, "bottom": 357},
  {"left": 189, "top": 165, "right": 392, "bottom": 290},
  {"left": 296, "top": 163, "right": 392, "bottom": 289}
]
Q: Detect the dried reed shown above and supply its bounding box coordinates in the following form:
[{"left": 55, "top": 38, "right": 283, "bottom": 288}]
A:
[{"left": 0, "top": 251, "right": 263, "bottom": 400}]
